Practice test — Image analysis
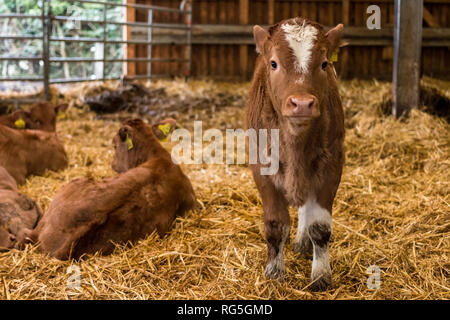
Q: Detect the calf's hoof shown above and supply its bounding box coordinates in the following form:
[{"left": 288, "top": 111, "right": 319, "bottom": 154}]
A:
[
  {"left": 310, "top": 273, "right": 332, "bottom": 292},
  {"left": 264, "top": 259, "right": 285, "bottom": 280},
  {"left": 293, "top": 239, "right": 313, "bottom": 260}
]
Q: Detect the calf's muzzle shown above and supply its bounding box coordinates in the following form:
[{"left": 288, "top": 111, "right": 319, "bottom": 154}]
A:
[{"left": 285, "top": 95, "right": 319, "bottom": 118}]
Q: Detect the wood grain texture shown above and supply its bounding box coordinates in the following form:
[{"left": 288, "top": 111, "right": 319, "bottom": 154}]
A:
[{"left": 129, "top": 0, "right": 450, "bottom": 80}]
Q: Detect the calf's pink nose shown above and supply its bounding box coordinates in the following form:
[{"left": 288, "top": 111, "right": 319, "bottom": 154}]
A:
[
  {"left": 288, "top": 96, "right": 317, "bottom": 116},
  {"left": 291, "top": 97, "right": 314, "bottom": 109}
]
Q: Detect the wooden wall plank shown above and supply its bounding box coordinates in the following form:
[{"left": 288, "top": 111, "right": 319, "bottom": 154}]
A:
[
  {"left": 340, "top": 0, "right": 350, "bottom": 78},
  {"left": 423, "top": 7, "right": 439, "bottom": 27},
  {"left": 210, "top": 0, "right": 217, "bottom": 24},
  {"left": 130, "top": 0, "right": 450, "bottom": 81},
  {"left": 200, "top": 1, "right": 209, "bottom": 76},
  {"left": 268, "top": 0, "right": 275, "bottom": 24},
  {"left": 282, "top": 0, "right": 291, "bottom": 20},
  {"left": 300, "top": 1, "right": 308, "bottom": 19},
  {"left": 239, "top": 0, "right": 249, "bottom": 80},
  {"left": 291, "top": 0, "right": 300, "bottom": 18}
]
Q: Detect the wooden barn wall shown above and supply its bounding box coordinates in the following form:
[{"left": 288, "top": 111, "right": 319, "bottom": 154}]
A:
[{"left": 130, "top": 0, "right": 450, "bottom": 80}]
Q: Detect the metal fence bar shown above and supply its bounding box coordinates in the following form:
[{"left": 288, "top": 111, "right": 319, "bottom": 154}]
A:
[
  {"left": 0, "top": 57, "right": 43, "bottom": 61},
  {"left": 0, "top": 77, "right": 45, "bottom": 81},
  {"left": 64, "top": 0, "right": 190, "bottom": 14},
  {"left": 126, "top": 74, "right": 169, "bottom": 80},
  {"left": 0, "top": 0, "right": 192, "bottom": 100},
  {"left": 49, "top": 37, "right": 189, "bottom": 45},
  {"left": 52, "top": 15, "right": 190, "bottom": 30},
  {"left": 186, "top": 1, "right": 192, "bottom": 79},
  {"left": 0, "top": 35, "right": 43, "bottom": 40},
  {"left": 0, "top": 14, "right": 43, "bottom": 19},
  {"left": 49, "top": 57, "right": 188, "bottom": 63},
  {"left": 50, "top": 36, "right": 102, "bottom": 42},
  {"left": 42, "top": 0, "right": 50, "bottom": 100},
  {"left": 109, "top": 58, "right": 188, "bottom": 63},
  {"left": 148, "top": 9, "right": 153, "bottom": 81},
  {"left": 49, "top": 73, "right": 169, "bottom": 84},
  {"left": 102, "top": 3, "right": 107, "bottom": 82}
]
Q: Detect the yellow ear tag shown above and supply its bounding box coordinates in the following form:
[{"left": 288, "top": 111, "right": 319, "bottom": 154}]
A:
[
  {"left": 158, "top": 123, "right": 171, "bottom": 142},
  {"left": 126, "top": 134, "right": 134, "bottom": 150},
  {"left": 57, "top": 110, "right": 66, "bottom": 120},
  {"left": 14, "top": 118, "right": 26, "bottom": 129},
  {"left": 331, "top": 49, "right": 339, "bottom": 63}
]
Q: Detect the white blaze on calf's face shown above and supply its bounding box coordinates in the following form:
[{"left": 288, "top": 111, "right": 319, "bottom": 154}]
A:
[{"left": 281, "top": 22, "right": 318, "bottom": 75}]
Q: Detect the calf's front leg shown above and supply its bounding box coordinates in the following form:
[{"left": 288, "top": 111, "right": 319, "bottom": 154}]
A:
[
  {"left": 293, "top": 204, "right": 313, "bottom": 259},
  {"left": 253, "top": 173, "right": 290, "bottom": 279},
  {"left": 301, "top": 197, "right": 333, "bottom": 291}
]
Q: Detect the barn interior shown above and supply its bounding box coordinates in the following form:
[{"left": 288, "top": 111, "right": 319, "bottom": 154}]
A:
[{"left": 0, "top": 0, "right": 448, "bottom": 300}]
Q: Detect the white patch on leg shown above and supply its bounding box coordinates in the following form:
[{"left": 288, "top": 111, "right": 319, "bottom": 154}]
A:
[
  {"left": 311, "top": 245, "right": 331, "bottom": 280},
  {"left": 281, "top": 21, "right": 318, "bottom": 74},
  {"left": 294, "top": 204, "right": 308, "bottom": 248},
  {"left": 295, "top": 197, "right": 331, "bottom": 245},
  {"left": 296, "top": 196, "right": 332, "bottom": 288},
  {"left": 265, "top": 225, "right": 289, "bottom": 278}
]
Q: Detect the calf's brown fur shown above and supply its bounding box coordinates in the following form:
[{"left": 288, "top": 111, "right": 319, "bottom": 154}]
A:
[
  {"left": 0, "top": 166, "right": 42, "bottom": 250},
  {"left": 0, "top": 124, "right": 68, "bottom": 185},
  {"left": 246, "top": 18, "right": 345, "bottom": 291},
  {"left": 25, "top": 118, "right": 196, "bottom": 260},
  {"left": 0, "top": 101, "right": 68, "bottom": 132}
]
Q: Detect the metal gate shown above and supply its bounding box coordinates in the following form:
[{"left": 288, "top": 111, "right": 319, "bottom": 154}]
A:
[{"left": 0, "top": 0, "right": 192, "bottom": 102}]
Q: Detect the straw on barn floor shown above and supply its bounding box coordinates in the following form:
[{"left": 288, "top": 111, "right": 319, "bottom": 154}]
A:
[{"left": 0, "top": 78, "right": 448, "bottom": 300}]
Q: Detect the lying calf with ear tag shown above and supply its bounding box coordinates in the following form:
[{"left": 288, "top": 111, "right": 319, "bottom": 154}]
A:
[
  {"left": 0, "top": 101, "right": 68, "bottom": 132},
  {"left": 21, "top": 118, "right": 196, "bottom": 260},
  {"left": 0, "top": 123, "right": 68, "bottom": 185}
]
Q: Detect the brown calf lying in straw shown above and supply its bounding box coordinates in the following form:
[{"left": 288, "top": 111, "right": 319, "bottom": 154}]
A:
[
  {"left": 23, "top": 118, "right": 196, "bottom": 260},
  {"left": 0, "top": 124, "right": 68, "bottom": 185},
  {"left": 246, "top": 18, "right": 345, "bottom": 291},
  {"left": 0, "top": 166, "right": 42, "bottom": 251},
  {"left": 0, "top": 101, "right": 68, "bottom": 132}
]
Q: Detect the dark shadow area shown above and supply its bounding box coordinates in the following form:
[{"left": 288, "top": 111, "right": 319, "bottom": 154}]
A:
[{"left": 379, "top": 84, "right": 450, "bottom": 122}]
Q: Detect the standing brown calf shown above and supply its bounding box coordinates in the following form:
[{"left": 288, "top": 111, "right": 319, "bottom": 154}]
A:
[
  {"left": 0, "top": 124, "right": 68, "bottom": 184},
  {"left": 246, "top": 18, "right": 345, "bottom": 291},
  {"left": 0, "top": 166, "right": 42, "bottom": 250},
  {"left": 0, "top": 101, "right": 68, "bottom": 132},
  {"left": 24, "top": 118, "right": 196, "bottom": 260}
]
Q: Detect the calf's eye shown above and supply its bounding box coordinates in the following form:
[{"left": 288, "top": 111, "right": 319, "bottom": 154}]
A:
[
  {"left": 271, "top": 61, "right": 278, "bottom": 70},
  {"left": 321, "top": 61, "right": 328, "bottom": 70}
]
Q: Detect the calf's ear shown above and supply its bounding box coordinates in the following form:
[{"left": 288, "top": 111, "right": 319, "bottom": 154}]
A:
[
  {"left": 55, "top": 103, "right": 69, "bottom": 113},
  {"left": 11, "top": 111, "right": 28, "bottom": 128},
  {"left": 253, "top": 25, "right": 269, "bottom": 54},
  {"left": 152, "top": 118, "right": 176, "bottom": 140},
  {"left": 326, "top": 24, "right": 344, "bottom": 56},
  {"left": 118, "top": 127, "right": 128, "bottom": 142}
]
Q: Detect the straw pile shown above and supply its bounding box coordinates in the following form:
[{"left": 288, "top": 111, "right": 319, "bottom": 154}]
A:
[{"left": 0, "top": 78, "right": 448, "bottom": 300}]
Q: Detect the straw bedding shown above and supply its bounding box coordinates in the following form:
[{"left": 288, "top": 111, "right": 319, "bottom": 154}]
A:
[{"left": 0, "top": 77, "right": 448, "bottom": 300}]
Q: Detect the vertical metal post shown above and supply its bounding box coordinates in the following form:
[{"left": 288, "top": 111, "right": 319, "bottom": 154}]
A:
[
  {"left": 186, "top": 2, "right": 192, "bottom": 82},
  {"left": 103, "top": 3, "right": 107, "bottom": 81},
  {"left": 392, "top": 0, "right": 423, "bottom": 118},
  {"left": 42, "top": 0, "right": 50, "bottom": 100},
  {"left": 147, "top": 9, "right": 153, "bottom": 81}
]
